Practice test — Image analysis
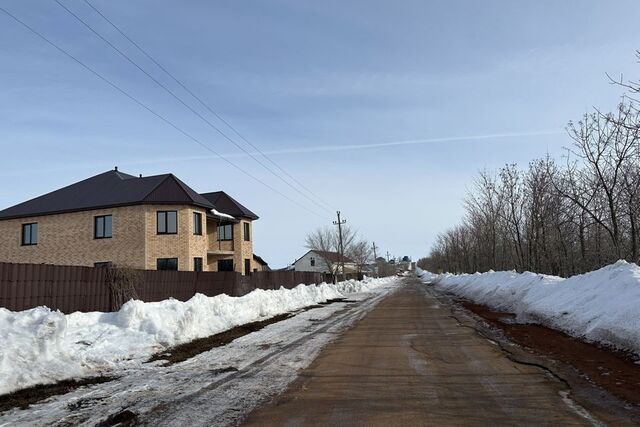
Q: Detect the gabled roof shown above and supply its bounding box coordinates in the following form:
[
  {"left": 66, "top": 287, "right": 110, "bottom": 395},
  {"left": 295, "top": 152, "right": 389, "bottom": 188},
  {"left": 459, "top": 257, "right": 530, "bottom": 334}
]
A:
[
  {"left": 0, "top": 169, "right": 214, "bottom": 220},
  {"left": 296, "top": 250, "right": 354, "bottom": 264},
  {"left": 253, "top": 254, "right": 269, "bottom": 266},
  {"left": 200, "top": 191, "right": 259, "bottom": 220}
]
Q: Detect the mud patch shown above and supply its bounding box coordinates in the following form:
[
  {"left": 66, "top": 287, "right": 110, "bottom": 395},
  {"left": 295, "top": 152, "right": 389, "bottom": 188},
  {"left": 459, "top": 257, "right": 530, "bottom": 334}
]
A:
[
  {"left": 462, "top": 301, "right": 640, "bottom": 406},
  {"left": 210, "top": 367, "right": 239, "bottom": 375},
  {"left": 95, "top": 409, "right": 137, "bottom": 426},
  {"left": 318, "top": 298, "right": 356, "bottom": 305},
  {"left": 149, "top": 313, "right": 293, "bottom": 366},
  {"left": 0, "top": 376, "right": 113, "bottom": 413}
]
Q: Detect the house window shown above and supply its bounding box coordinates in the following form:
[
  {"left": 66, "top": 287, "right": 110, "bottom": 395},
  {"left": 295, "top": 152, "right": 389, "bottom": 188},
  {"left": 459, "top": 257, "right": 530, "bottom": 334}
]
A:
[
  {"left": 310, "top": 257, "right": 315, "bottom": 267},
  {"left": 218, "top": 259, "right": 234, "bottom": 272},
  {"left": 217, "top": 224, "right": 233, "bottom": 241},
  {"left": 157, "top": 258, "right": 178, "bottom": 270},
  {"left": 94, "top": 261, "right": 112, "bottom": 268},
  {"left": 193, "top": 212, "right": 202, "bottom": 235},
  {"left": 193, "top": 257, "right": 203, "bottom": 272},
  {"left": 244, "top": 258, "right": 251, "bottom": 275},
  {"left": 94, "top": 215, "right": 112, "bottom": 239},
  {"left": 21, "top": 223, "right": 38, "bottom": 246},
  {"left": 157, "top": 211, "right": 177, "bottom": 234},
  {"left": 243, "top": 222, "right": 250, "bottom": 241}
]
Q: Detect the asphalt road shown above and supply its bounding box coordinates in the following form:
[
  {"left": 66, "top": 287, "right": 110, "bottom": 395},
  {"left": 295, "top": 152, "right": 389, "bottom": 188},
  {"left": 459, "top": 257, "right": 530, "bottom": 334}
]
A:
[{"left": 243, "top": 278, "right": 593, "bottom": 426}]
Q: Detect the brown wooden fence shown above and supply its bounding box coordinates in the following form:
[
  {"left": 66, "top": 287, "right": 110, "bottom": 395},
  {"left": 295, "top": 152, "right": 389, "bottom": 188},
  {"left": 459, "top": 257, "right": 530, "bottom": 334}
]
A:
[{"left": 0, "top": 262, "right": 331, "bottom": 313}]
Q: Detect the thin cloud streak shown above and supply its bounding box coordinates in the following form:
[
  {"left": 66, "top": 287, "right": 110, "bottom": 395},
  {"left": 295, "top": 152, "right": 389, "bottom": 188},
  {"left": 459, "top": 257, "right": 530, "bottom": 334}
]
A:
[
  {"left": 260, "top": 130, "right": 563, "bottom": 155},
  {"left": 7, "top": 130, "right": 563, "bottom": 177}
]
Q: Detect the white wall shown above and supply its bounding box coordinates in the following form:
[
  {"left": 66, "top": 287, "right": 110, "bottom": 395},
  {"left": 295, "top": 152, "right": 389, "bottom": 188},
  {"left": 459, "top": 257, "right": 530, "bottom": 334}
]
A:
[{"left": 293, "top": 251, "right": 332, "bottom": 273}]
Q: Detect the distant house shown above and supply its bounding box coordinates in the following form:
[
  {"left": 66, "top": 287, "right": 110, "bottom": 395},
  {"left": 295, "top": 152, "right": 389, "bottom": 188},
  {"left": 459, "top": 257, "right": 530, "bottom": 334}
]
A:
[
  {"left": 0, "top": 168, "right": 262, "bottom": 274},
  {"left": 292, "top": 250, "right": 357, "bottom": 276},
  {"left": 252, "top": 254, "right": 270, "bottom": 272}
]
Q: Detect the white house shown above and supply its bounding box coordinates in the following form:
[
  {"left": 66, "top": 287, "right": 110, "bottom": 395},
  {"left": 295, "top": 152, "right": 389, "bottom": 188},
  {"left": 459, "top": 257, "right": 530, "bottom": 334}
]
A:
[{"left": 293, "top": 250, "right": 357, "bottom": 276}]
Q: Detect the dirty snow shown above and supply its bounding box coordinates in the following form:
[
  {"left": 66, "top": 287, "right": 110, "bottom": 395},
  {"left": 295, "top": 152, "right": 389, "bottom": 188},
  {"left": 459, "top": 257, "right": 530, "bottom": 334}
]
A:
[
  {"left": 417, "top": 261, "right": 640, "bottom": 355},
  {"left": 0, "top": 276, "right": 393, "bottom": 396},
  {"left": 0, "top": 277, "right": 400, "bottom": 426}
]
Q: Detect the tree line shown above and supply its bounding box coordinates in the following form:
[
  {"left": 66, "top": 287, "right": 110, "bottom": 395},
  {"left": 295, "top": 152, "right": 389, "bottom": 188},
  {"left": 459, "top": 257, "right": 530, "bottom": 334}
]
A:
[{"left": 419, "top": 51, "right": 640, "bottom": 277}]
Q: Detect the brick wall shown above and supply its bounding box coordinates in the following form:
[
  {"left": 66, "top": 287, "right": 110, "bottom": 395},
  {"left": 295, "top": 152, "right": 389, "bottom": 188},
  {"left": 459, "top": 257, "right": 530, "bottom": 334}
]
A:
[
  {"left": 143, "top": 204, "right": 209, "bottom": 271},
  {"left": 0, "top": 205, "right": 256, "bottom": 273},
  {"left": 233, "top": 219, "right": 254, "bottom": 275},
  {"left": 0, "top": 206, "right": 146, "bottom": 268}
]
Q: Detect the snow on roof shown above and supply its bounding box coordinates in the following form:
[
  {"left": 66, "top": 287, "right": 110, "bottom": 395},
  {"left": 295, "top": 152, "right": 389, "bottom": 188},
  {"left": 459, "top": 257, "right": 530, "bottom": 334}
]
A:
[{"left": 211, "top": 208, "right": 235, "bottom": 220}]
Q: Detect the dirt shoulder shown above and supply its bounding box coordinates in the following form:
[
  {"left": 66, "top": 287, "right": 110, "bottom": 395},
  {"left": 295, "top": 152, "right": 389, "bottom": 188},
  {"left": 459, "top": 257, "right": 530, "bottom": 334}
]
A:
[
  {"left": 461, "top": 300, "right": 640, "bottom": 406},
  {"left": 433, "top": 290, "right": 640, "bottom": 425}
]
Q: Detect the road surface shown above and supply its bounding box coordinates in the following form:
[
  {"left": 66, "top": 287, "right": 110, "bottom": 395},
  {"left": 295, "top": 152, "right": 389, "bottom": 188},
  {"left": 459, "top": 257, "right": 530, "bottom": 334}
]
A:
[{"left": 244, "top": 278, "right": 595, "bottom": 426}]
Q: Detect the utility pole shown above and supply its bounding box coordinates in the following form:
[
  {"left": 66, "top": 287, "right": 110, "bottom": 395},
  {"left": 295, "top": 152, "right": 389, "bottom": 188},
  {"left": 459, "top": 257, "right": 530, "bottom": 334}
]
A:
[
  {"left": 372, "top": 242, "right": 378, "bottom": 277},
  {"left": 333, "top": 211, "right": 346, "bottom": 281}
]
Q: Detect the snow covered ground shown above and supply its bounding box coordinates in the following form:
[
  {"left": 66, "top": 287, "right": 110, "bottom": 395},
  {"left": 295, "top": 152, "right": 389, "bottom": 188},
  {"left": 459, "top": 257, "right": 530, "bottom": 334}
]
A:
[
  {"left": 0, "top": 276, "right": 400, "bottom": 426},
  {"left": 0, "top": 276, "right": 395, "bottom": 397},
  {"left": 417, "top": 261, "right": 640, "bottom": 356}
]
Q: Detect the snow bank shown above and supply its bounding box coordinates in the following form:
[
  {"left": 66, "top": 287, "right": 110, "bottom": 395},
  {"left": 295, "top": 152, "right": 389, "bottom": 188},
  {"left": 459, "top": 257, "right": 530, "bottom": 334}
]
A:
[
  {"left": 417, "top": 262, "right": 640, "bottom": 355},
  {"left": 0, "top": 276, "right": 396, "bottom": 396}
]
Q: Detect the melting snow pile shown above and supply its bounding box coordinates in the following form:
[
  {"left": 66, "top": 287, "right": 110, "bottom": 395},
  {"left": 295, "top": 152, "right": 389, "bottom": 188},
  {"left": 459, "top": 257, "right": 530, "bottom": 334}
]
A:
[
  {"left": 417, "top": 261, "right": 640, "bottom": 356},
  {"left": 0, "top": 276, "right": 396, "bottom": 396}
]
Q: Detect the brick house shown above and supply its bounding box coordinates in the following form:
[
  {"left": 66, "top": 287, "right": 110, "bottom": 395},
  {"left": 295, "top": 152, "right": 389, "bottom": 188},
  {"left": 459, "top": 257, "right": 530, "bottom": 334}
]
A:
[{"left": 0, "top": 169, "right": 266, "bottom": 274}]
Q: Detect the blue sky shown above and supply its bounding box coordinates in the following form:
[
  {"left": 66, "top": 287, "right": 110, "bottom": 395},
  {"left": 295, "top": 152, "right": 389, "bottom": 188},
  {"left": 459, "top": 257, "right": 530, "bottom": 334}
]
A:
[{"left": 1, "top": 1, "right": 639, "bottom": 267}]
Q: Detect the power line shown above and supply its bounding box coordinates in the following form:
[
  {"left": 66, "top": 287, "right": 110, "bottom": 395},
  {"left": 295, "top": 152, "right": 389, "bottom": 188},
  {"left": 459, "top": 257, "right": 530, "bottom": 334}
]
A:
[
  {"left": 83, "top": 0, "right": 336, "bottom": 213},
  {"left": 0, "top": 5, "right": 329, "bottom": 220},
  {"left": 54, "top": 0, "right": 333, "bottom": 215}
]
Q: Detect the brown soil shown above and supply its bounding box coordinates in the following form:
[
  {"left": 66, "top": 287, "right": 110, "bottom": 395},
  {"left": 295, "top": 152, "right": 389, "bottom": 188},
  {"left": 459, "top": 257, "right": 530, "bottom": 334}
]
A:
[
  {"left": 148, "top": 313, "right": 294, "bottom": 366},
  {"left": 0, "top": 377, "right": 113, "bottom": 414},
  {"left": 462, "top": 301, "right": 640, "bottom": 406}
]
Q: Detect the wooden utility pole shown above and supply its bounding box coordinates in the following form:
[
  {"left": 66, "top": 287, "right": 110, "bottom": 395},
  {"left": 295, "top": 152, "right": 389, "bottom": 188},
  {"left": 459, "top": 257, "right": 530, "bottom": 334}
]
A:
[
  {"left": 372, "top": 242, "right": 378, "bottom": 277},
  {"left": 333, "top": 211, "right": 346, "bottom": 281}
]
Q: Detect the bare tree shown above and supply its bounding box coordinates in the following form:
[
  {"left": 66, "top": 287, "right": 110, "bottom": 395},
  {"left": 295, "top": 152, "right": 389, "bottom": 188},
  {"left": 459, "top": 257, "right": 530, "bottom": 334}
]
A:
[
  {"left": 423, "top": 52, "right": 640, "bottom": 276},
  {"left": 305, "top": 226, "right": 340, "bottom": 283},
  {"left": 608, "top": 50, "right": 640, "bottom": 108},
  {"left": 424, "top": 104, "right": 640, "bottom": 276},
  {"left": 305, "top": 225, "right": 359, "bottom": 282},
  {"left": 347, "top": 239, "right": 373, "bottom": 276},
  {"left": 559, "top": 104, "right": 639, "bottom": 258}
]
